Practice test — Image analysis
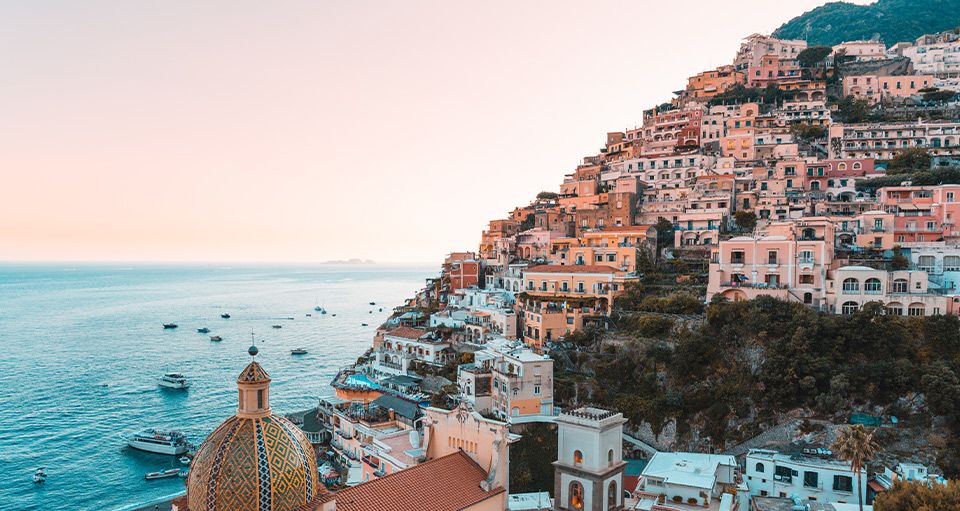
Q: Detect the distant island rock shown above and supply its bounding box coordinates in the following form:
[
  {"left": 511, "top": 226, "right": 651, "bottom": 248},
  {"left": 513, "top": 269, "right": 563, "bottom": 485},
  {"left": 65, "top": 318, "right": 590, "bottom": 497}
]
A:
[{"left": 319, "top": 259, "right": 376, "bottom": 265}]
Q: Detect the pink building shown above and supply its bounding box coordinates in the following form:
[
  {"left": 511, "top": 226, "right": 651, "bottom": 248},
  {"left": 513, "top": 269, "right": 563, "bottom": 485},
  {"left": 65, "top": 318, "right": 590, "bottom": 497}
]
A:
[{"left": 842, "top": 74, "right": 935, "bottom": 104}]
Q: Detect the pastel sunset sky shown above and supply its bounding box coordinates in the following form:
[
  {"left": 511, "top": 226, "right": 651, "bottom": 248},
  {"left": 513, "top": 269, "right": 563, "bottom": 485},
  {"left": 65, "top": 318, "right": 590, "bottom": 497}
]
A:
[{"left": 0, "top": 1, "right": 867, "bottom": 263}]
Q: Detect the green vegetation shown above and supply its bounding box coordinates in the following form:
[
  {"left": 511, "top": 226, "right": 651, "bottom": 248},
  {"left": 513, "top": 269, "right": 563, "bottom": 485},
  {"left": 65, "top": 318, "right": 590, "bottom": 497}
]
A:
[
  {"left": 536, "top": 191, "right": 559, "bottom": 201},
  {"left": 887, "top": 148, "right": 932, "bottom": 174},
  {"left": 857, "top": 166, "right": 960, "bottom": 192},
  {"left": 832, "top": 425, "right": 880, "bottom": 511},
  {"left": 508, "top": 423, "right": 558, "bottom": 493},
  {"left": 797, "top": 45, "right": 833, "bottom": 68},
  {"left": 554, "top": 296, "right": 960, "bottom": 476},
  {"left": 707, "top": 84, "right": 784, "bottom": 107},
  {"left": 924, "top": 89, "right": 959, "bottom": 103},
  {"left": 774, "top": 0, "right": 960, "bottom": 47},
  {"left": 733, "top": 210, "right": 758, "bottom": 232},
  {"left": 874, "top": 480, "right": 960, "bottom": 510},
  {"left": 834, "top": 95, "right": 874, "bottom": 123},
  {"left": 791, "top": 123, "right": 827, "bottom": 142}
]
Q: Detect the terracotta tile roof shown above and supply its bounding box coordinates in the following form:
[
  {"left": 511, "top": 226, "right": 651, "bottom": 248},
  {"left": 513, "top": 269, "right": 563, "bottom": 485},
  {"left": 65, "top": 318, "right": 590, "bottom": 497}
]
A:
[
  {"left": 525, "top": 264, "right": 617, "bottom": 274},
  {"left": 317, "top": 451, "right": 503, "bottom": 511},
  {"left": 385, "top": 327, "right": 427, "bottom": 340}
]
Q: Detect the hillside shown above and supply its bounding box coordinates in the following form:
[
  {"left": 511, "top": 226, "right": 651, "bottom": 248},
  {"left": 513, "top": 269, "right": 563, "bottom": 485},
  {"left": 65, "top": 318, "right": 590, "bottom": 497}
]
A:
[{"left": 774, "top": 0, "right": 960, "bottom": 46}]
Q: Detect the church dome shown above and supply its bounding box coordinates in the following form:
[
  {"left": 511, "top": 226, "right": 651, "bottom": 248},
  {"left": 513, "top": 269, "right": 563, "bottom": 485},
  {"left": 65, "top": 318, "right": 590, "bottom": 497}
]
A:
[{"left": 185, "top": 360, "right": 319, "bottom": 511}]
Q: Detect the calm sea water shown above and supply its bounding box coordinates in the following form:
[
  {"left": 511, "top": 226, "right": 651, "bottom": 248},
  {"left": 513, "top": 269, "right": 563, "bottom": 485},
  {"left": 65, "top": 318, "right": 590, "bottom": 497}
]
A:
[{"left": 0, "top": 264, "right": 434, "bottom": 511}]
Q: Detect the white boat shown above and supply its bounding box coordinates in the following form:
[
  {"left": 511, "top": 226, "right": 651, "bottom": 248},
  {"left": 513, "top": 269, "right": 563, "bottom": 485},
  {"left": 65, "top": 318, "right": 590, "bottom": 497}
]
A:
[
  {"left": 180, "top": 456, "right": 191, "bottom": 465},
  {"left": 127, "top": 429, "right": 190, "bottom": 455},
  {"left": 291, "top": 348, "right": 308, "bottom": 355},
  {"left": 145, "top": 468, "right": 181, "bottom": 480},
  {"left": 158, "top": 373, "right": 190, "bottom": 389}
]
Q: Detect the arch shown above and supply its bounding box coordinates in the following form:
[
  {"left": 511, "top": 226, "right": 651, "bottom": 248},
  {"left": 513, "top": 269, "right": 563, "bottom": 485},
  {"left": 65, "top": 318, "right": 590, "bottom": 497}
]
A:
[
  {"left": 838, "top": 162, "right": 847, "bottom": 170},
  {"left": 755, "top": 462, "right": 765, "bottom": 473},
  {"left": 811, "top": 90, "right": 825, "bottom": 101},
  {"left": 908, "top": 302, "right": 925, "bottom": 316},
  {"left": 841, "top": 301, "right": 860, "bottom": 314},
  {"left": 803, "top": 292, "right": 813, "bottom": 304},
  {"left": 842, "top": 278, "right": 860, "bottom": 293},
  {"left": 569, "top": 481, "right": 585, "bottom": 510},
  {"left": 853, "top": 161, "right": 862, "bottom": 170},
  {"left": 886, "top": 302, "right": 904, "bottom": 315},
  {"left": 721, "top": 289, "right": 748, "bottom": 302},
  {"left": 608, "top": 480, "right": 618, "bottom": 510},
  {"left": 839, "top": 234, "right": 854, "bottom": 245},
  {"left": 511, "top": 407, "right": 520, "bottom": 416},
  {"left": 573, "top": 450, "right": 583, "bottom": 467},
  {"left": 810, "top": 181, "right": 821, "bottom": 191},
  {"left": 892, "top": 278, "right": 908, "bottom": 293},
  {"left": 608, "top": 449, "right": 615, "bottom": 466},
  {"left": 865, "top": 278, "right": 882, "bottom": 294}
]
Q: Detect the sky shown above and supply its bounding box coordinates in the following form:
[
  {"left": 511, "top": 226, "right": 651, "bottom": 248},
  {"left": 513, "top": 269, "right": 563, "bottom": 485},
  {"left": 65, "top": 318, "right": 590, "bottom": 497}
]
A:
[{"left": 0, "top": 1, "right": 871, "bottom": 264}]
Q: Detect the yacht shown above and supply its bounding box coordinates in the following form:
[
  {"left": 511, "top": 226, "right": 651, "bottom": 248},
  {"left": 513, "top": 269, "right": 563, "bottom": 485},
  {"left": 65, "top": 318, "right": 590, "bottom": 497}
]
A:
[
  {"left": 144, "top": 468, "right": 181, "bottom": 480},
  {"left": 290, "top": 348, "right": 308, "bottom": 355},
  {"left": 163, "top": 323, "right": 178, "bottom": 329},
  {"left": 127, "top": 429, "right": 190, "bottom": 455},
  {"left": 209, "top": 335, "right": 222, "bottom": 342},
  {"left": 272, "top": 324, "right": 282, "bottom": 329},
  {"left": 158, "top": 373, "right": 191, "bottom": 389},
  {"left": 197, "top": 327, "right": 210, "bottom": 334},
  {"left": 314, "top": 306, "right": 326, "bottom": 314},
  {"left": 220, "top": 313, "right": 231, "bottom": 319}
]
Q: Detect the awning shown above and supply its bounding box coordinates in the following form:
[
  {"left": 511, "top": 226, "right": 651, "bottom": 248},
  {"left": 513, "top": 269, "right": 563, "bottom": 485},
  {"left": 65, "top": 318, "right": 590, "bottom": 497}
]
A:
[{"left": 868, "top": 480, "right": 887, "bottom": 492}]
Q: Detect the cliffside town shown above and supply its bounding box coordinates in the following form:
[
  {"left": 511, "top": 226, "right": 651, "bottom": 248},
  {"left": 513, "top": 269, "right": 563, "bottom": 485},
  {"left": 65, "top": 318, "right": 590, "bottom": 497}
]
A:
[{"left": 288, "top": 29, "right": 960, "bottom": 511}]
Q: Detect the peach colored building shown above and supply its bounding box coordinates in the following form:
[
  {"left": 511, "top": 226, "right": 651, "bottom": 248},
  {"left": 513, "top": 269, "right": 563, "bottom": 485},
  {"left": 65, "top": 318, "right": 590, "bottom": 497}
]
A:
[
  {"left": 825, "top": 266, "right": 950, "bottom": 316},
  {"left": 685, "top": 65, "right": 745, "bottom": 99},
  {"left": 842, "top": 74, "right": 935, "bottom": 104},
  {"left": 707, "top": 220, "right": 835, "bottom": 307}
]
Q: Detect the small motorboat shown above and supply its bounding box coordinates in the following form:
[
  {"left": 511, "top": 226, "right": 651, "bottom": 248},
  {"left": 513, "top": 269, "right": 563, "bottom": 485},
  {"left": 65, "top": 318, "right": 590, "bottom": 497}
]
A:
[
  {"left": 220, "top": 313, "right": 231, "bottom": 319},
  {"left": 272, "top": 324, "right": 282, "bottom": 329},
  {"left": 369, "top": 301, "right": 376, "bottom": 306},
  {"left": 179, "top": 470, "right": 189, "bottom": 478},
  {"left": 197, "top": 327, "right": 210, "bottom": 334},
  {"left": 163, "top": 323, "right": 178, "bottom": 329},
  {"left": 158, "top": 373, "right": 191, "bottom": 389},
  {"left": 291, "top": 348, "right": 308, "bottom": 355},
  {"left": 209, "top": 335, "right": 222, "bottom": 342},
  {"left": 332, "top": 314, "right": 337, "bottom": 317},
  {"left": 306, "top": 313, "right": 312, "bottom": 317},
  {"left": 180, "top": 456, "right": 191, "bottom": 465},
  {"left": 314, "top": 306, "right": 323, "bottom": 312},
  {"left": 145, "top": 468, "right": 181, "bottom": 481},
  {"left": 368, "top": 311, "right": 372, "bottom": 314},
  {"left": 378, "top": 308, "right": 382, "bottom": 312},
  {"left": 361, "top": 323, "right": 368, "bottom": 327}
]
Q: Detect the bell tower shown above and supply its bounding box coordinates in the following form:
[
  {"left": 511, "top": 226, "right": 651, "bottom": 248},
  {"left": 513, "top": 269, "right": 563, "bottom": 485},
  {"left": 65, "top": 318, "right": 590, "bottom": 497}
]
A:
[
  {"left": 236, "top": 344, "right": 271, "bottom": 419},
  {"left": 553, "top": 407, "right": 627, "bottom": 511}
]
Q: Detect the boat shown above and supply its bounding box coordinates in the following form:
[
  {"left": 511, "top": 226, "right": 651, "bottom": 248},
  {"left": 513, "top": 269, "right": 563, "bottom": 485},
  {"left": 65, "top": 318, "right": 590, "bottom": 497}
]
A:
[
  {"left": 220, "top": 313, "right": 231, "bottom": 319},
  {"left": 361, "top": 323, "right": 368, "bottom": 327},
  {"left": 144, "top": 468, "right": 181, "bottom": 480},
  {"left": 163, "top": 323, "right": 178, "bottom": 329},
  {"left": 158, "top": 373, "right": 191, "bottom": 389},
  {"left": 209, "top": 335, "right": 222, "bottom": 342},
  {"left": 290, "top": 348, "right": 308, "bottom": 355},
  {"left": 332, "top": 314, "right": 337, "bottom": 317},
  {"left": 369, "top": 301, "right": 376, "bottom": 305},
  {"left": 314, "top": 306, "right": 323, "bottom": 312},
  {"left": 180, "top": 456, "right": 191, "bottom": 465},
  {"left": 126, "top": 429, "right": 190, "bottom": 455},
  {"left": 272, "top": 324, "right": 282, "bottom": 329},
  {"left": 197, "top": 327, "right": 210, "bottom": 334},
  {"left": 179, "top": 470, "right": 190, "bottom": 478},
  {"left": 33, "top": 468, "right": 47, "bottom": 484},
  {"left": 378, "top": 308, "right": 382, "bottom": 312}
]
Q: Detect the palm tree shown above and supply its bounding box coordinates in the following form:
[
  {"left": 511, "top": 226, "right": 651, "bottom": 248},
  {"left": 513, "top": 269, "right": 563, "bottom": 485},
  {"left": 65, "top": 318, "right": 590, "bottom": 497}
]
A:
[{"left": 832, "top": 424, "right": 880, "bottom": 511}]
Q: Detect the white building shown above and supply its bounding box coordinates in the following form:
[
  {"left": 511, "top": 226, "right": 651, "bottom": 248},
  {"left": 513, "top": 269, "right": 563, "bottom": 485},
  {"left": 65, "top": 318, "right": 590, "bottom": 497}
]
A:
[
  {"left": 825, "top": 265, "right": 949, "bottom": 316},
  {"left": 554, "top": 407, "right": 626, "bottom": 511},
  {"left": 745, "top": 449, "right": 867, "bottom": 506},
  {"left": 457, "top": 337, "right": 554, "bottom": 420},
  {"left": 634, "top": 452, "right": 742, "bottom": 511},
  {"left": 372, "top": 327, "right": 451, "bottom": 377}
]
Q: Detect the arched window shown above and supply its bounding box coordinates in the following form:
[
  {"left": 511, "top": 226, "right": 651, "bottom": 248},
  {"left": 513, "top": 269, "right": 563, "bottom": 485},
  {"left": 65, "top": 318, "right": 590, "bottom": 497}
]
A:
[
  {"left": 811, "top": 181, "right": 821, "bottom": 191},
  {"left": 803, "top": 292, "right": 813, "bottom": 304},
  {"left": 886, "top": 302, "right": 903, "bottom": 316},
  {"left": 608, "top": 449, "right": 615, "bottom": 466},
  {"left": 853, "top": 162, "right": 862, "bottom": 170},
  {"left": 569, "top": 481, "right": 584, "bottom": 510},
  {"left": 842, "top": 301, "right": 859, "bottom": 315},
  {"left": 573, "top": 450, "right": 583, "bottom": 467},
  {"left": 755, "top": 462, "right": 765, "bottom": 473},
  {"left": 842, "top": 278, "right": 860, "bottom": 293},
  {"left": 838, "top": 162, "right": 847, "bottom": 170},
  {"left": 865, "top": 278, "right": 882, "bottom": 294},
  {"left": 892, "top": 279, "right": 908, "bottom": 293},
  {"left": 908, "top": 303, "right": 925, "bottom": 316},
  {"left": 608, "top": 480, "right": 618, "bottom": 509}
]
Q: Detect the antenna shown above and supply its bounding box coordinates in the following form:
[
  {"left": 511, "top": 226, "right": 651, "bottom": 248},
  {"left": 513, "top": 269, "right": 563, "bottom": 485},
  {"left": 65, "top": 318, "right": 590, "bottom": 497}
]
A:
[{"left": 248, "top": 332, "right": 259, "bottom": 358}]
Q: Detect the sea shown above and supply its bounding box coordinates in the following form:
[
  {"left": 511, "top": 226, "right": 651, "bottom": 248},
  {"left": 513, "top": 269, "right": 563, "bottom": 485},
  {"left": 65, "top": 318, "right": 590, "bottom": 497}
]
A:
[{"left": 0, "top": 263, "right": 435, "bottom": 511}]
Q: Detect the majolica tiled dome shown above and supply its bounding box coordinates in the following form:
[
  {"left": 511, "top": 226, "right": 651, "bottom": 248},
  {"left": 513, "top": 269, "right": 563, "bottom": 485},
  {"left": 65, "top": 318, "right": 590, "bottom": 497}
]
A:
[{"left": 186, "top": 360, "right": 319, "bottom": 511}]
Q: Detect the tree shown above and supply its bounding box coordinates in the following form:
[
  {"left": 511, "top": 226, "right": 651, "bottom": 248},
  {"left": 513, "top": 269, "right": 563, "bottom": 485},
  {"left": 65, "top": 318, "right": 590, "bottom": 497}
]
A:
[
  {"left": 874, "top": 480, "right": 960, "bottom": 511},
  {"left": 887, "top": 148, "right": 931, "bottom": 174},
  {"left": 654, "top": 217, "right": 675, "bottom": 249},
  {"left": 791, "top": 123, "right": 827, "bottom": 141},
  {"left": 832, "top": 425, "right": 880, "bottom": 511},
  {"left": 798, "top": 46, "right": 833, "bottom": 68},
  {"left": 891, "top": 247, "right": 909, "bottom": 270},
  {"left": 923, "top": 89, "right": 958, "bottom": 103},
  {"left": 835, "top": 95, "right": 873, "bottom": 123},
  {"left": 536, "top": 191, "right": 559, "bottom": 201},
  {"left": 734, "top": 210, "right": 757, "bottom": 232}
]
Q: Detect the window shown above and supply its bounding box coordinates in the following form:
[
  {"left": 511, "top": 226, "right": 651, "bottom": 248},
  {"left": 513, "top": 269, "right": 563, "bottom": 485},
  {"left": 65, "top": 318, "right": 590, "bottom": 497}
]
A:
[
  {"left": 874, "top": 219, "right": 883, "bottom": 231},
  {"left": 774, "top": 465, "right": 793, "bottom": 483},
  {"left": 865, "top": 278, "right": 882, "bottom": 294},
  {"left": 768, "top": 251, "right": 778, "bottom": 264},
  {"left": 945, "top": 256, "right": 960, "bottom": 271},
  {"left": 561, "top": 282, "right": 569, "bottom": 292},
  {"left": 755, "top": 463, "right": 765, "bottom": 473},
  {"left": 731, "top": 250, "right": 745, "bottom": 264},
  {"left": 804, "top": 471, "right": 819, "bottom": 489},
  {"left": 608, "top": 481, "right": 618, "bottom": 509},
  {"left": 918, "top": 256, "right": 935, "bottom": 271},
  {"left": 842, "top": 301, "right": 859, "bottom": 315},
  {"left": 799, "top": 274, "right": 814, "bottom": 284},
  {"left": 573, "top": 450, "right": 583, "bottom": 467},
  {"left": 842, "top": 278, "right": 860, "bottom": 293},
  {"left": 569, "top": 481, "right": 584, "bottom": 510},
  {"left": 799, "top": 250, "right": 814, "bottom": 263},
  {"left": 886, "top": 302, "right": 903, "bottom": 315},
  {"left": 908, "top": 303, "right": 925, "bottom": 316},
  {"left": 892, "top": 279, "right": 908, "bottom": 293},
  {"left": 834, "top": 475, "right": 853, "bottom": 493},
  {"left": 534, "top": 385, "right": 541, "bottom": 395},
  {"left": 257, "top": 389, "right": 264, "bottom": 409},
  {"left": 577, "top": 282, "right": 585, "bottom": 293}
]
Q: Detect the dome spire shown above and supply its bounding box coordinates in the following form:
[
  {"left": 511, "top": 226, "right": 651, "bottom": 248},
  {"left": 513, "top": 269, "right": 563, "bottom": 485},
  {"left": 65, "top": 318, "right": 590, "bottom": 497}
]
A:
[{"left": 237, "top": 338, "right": 271, "bottom": 418}]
